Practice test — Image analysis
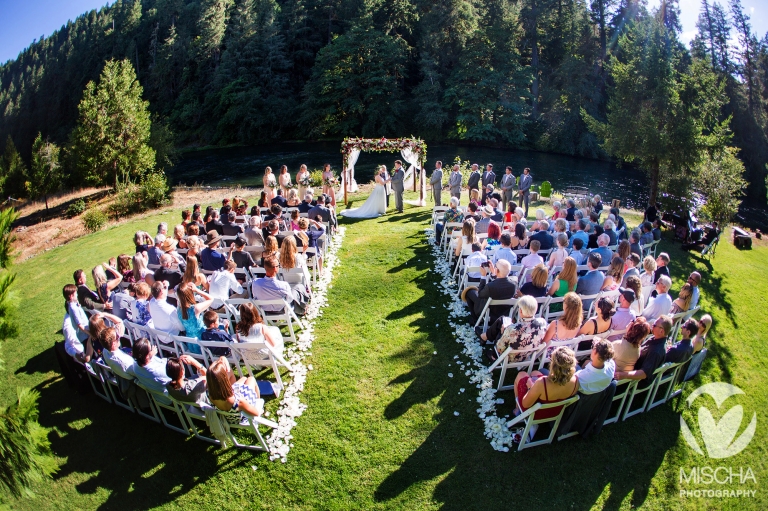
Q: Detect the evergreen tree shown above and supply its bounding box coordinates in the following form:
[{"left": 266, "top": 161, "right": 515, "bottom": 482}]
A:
[
  {"left": 68, "top": 59, "right": 156, "bottom": 188},
  {"left": 27, "top": 133, "right": 61, "bottom": 210},
  {"left": 697, "top": 146, "right": 747, "bottom": 225},
  {"left": 0, "top": 137, "right": 28, "bottom": 200}
]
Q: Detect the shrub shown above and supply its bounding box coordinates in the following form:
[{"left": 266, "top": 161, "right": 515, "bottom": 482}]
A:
[
  {"left": 65, "top": 199, "right": 86, "bottom": 218},
  {"left": 109, "top": 184, "right": 137, "bottom": 218},
  {"left": 540, "top": 181, "right": 552, "bottom": 197},
  {"left": 309, "top": 169, "right": 324, "bottom": 188},
  {"left": 139, "top": 172, "right": 170, "bottom": 208},
  {"left": 82, "top": 208, "right": 107, "bottom": 232}
]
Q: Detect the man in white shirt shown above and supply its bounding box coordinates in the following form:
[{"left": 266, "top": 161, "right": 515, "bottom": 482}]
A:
[
  {"left": 63, "top": 312, "right": 89, "bottom": 362},
  {"left": 576, "top": 339, "right": 616, "bottom": 395},
  {"left": 99, "top": 326, "right": 137, "bottom": 380},
  {"left": 642, "top": 275, "right": 673, "bottom": 322},
  {"left": 688, "top": 271, "right": 701, "bottom": 310},
  {"left": 148, "top": 281, "right": 183, "bottom": 335},
  {"left": 252, "top": 255, "right": 308, "bottom": 315},
  {"left": 208, "top": 259, "right": 245, "bottom": 308},
  {"left": 611, "top": 288, "right": 637, "bottom": 333},
  {"left": 464, "top": 243, "right": 488, "bottom": 283},
  {"left": 519, "top": 240, "right": 544, "bottom": 282}
]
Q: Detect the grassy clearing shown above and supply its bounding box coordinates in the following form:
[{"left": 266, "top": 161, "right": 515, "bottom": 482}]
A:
[{"left": 1, "top": 189, "right": 765, "bottom": 510}]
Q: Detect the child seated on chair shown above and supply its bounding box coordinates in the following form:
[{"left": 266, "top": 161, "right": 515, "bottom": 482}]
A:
[
  {"left": 569, "top": 238, "right": 585, "bottom": 266},
  {"left": 200, "top": 310, "right": 232, "bottom": 356}
]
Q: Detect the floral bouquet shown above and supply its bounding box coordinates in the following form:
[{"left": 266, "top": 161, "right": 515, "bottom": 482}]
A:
[
  {"left": 298, "top": 176, "right": 311, "bottom": 187},
  {"left": 323, "top": 175, "right": 338, "bottom": 188},
  {"left": 268, "top": 181, "right": 279, "bottom": 190}
]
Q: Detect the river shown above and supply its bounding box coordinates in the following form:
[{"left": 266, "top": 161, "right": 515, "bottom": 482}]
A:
[{"left": 169, "top": 141, "right": 652, "bottom": 209}]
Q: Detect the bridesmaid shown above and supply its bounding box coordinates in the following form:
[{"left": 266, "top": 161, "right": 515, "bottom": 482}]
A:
[
  {"left": 296, "top": 164, "right": 311, "bottom": 200},
  {"left": 263, "top": 166, "right": 277, "bottom": 203},
  {"left": 279, "top": 165, "right": 292, "bottom": 196},
  {"left": 321, "top": 163, "right": 337, "bottom": 207}
]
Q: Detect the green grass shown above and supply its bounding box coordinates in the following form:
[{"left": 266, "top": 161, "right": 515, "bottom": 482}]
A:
[{"left": 1, "top": 189, "right": 766, "bottom": 510}]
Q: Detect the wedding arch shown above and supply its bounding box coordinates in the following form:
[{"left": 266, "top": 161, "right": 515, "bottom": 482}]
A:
[{"left": 340, "top": 137, "right": 428, "bottom": 206}]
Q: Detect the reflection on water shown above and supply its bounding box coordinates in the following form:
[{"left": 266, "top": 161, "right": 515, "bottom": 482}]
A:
[{"left": 170, "top": 141, "right": 650, "bottom": 210}]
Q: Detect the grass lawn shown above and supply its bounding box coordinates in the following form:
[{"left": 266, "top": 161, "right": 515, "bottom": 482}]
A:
[{"left": 1, "top": 189, "right": 766, "bottom": 510}]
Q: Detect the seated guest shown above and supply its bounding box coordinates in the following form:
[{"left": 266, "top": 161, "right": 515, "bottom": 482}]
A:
[
  {"left": 617, "top": 239, "right": 631, "bottom": 264},
  {"left": 191, "top": 211, "right": 206, "bottom": 235},
  {"left": 575, "top": 252, "right": 604, "bottom": 309},
  {"left": 134, "top": 230, "right": 153, "bottom": 253},
  {"left": 99, "top": 326, "right": 135, "bottom": 380},
  {"left": 205, "top": 211, "right": 224, "bottom": 236},
  {"left": 74, "top": 268, "right": 105, "bottom": 311},
  {"left": 148, "top": 234, "right": 165, "bottom": 266},
  {"left": 252, "top": 256, "right": 308, "bottom": 316},
  {"left": 642, "top": 275, "right": 672, "bottom": 321},
  {"left": 611, "top": 207, "right": 627, "bottom": 238},
  {"left": 475, "top": 206, "right": 493, "bottom": 234},
  {"left": 611, "top": 317, "right": 652, "bottom": 372},
  {"left": 464, "top": 202, "right": 481, "bottom": 222},
  {"left": 480, "top": 296, "right": 547, "bottom": 361},
  {"left": 206, "top": 357, "right": 264, "bottom": 420},
  {"left": 201, "top": 231, "right": 229, "bottom": 271},
  {"left": 520, "top": 240, "right": 544, "bottom": 278},
  {"left": 547, "top": 233, "right": 569, "bottom": 270},
  {"left": 503, "top": 201, "right": 517, "bottom": 224},
  {"left": 654, "top": 253, "right": 670, "bottom": 283},
  {"left": 621, "top": 253, "right": 641, "bottom": 287},
  {"left": 682, "top": 222, "right": 719, "bottom": 251},
  {"left": 93, "top": 263, "right": 123, "bottom": 308},
  {"left": 234, "top": 302, "right": 284, "bottom": 357},
  {"left": 482, "top": 221, "right": 502, "bottom": 249},
  {"left": 176, "top": 283, "right": 215, "bottom": 341},
  {"left": 208, "top": 260, "right": 245, "bottom": 308},
  {"left": 271, "top": 189, "right": 288, "bottom": 208},
  {"left": 513, "top": 346, "right": 579, "bottom": 417},
  {"left": 435, "top": 197, "right": 464, "bottom": 243},
  {"left": 670, "top": 283, "right": 693, "bottom": 315},
  {"left": 615, "top": 315, "right": 672, "bottom": 385},
  {"left": 665, "top": 319, "right": 697, "bottom": 363},
  {"left": 464, "top": 243, "right": 488, "bottom": 284},
  {"left": 639, "top": 221, "right": 654, "bottom": 246},
  {"left": 692, "top": 314, "right": 712, "bottom": 353},
  {"left": 161, "top": 238, "right": 186, "bottom": 271},
  {"left": 62, "top": 286, "right": 94, "bottom": 363},
  {"left": 603, "top": 219, "right": 618, "bottom": 246},
  {"left": 454, "top": 219, "right": 477, "bottom": 258},
  {"left": 529, "top": 220, "right": 553, "bottom": 250},
  {"left": 509, "top": 222, "right": 527, "bottom": 249},
  {"left": 307, "top": 195, "right": 337, "bottom": 230},
  {"left": 687, "top": 271, "right": 702, "bottom": 309},
  {"left": 130, "top": 282, "right": 153, "bottom": 327},
  {"left": 289, "top": 209, "right": 301, "bottom": 231},
  {"left": 611, "top": 287, "right": 637, "bottom": 333},
  {"left": 286, "top": 189, "right": 300, "bottom": 207},
  {"left": 469, "top": 189, "right": 481, "bottom": 208},
  {"left": 601, "top": 255, "right": 624, "bottom": 290},
  {"left": 624, "top": 275, "right": 645, "bottom": 317},
  {"left": 132, "top": 337, "right": 171, "bottom": 394},
  {"left": 486, "top": 185, "right": 502, "bottom": 205},
  {"left": 576, "top": 339, "right": 615, "bottom": 395},
  {"left": 259, "top": 236, "right": 280, "bottom": 266},
  {"left": 199, "top": 310, "right": 233, "bottom": 356},
  {"left": 590, "top": 234, "right": 613, "bottom": 266},
  {"left": 296, "top": 217, "right": 325, "bottom": 250},
  {"left": 565, "top": 199, "right": 578, "bottom": 221},
  {"left": 279, "top": 235, "right": 311, "bottom": 285},
  {"left": 551, "top": 201, "right": 565, "bottom": 220},
  {"left": 220, "top": 198, "right": 231, "bottom": 218},
  {"left": 185, "top": 236, "right": 202, "bottom": 265},
  {"left": 298, "top": 193, "right": 316, "bottom": 213},
  {"left": 548, "top": 257, "right": 577, "bottom": 298},
  {"left": 640, "top": 255, "right": 657, "bottom": 286},
  {"left": 569, "top": 238, "right": 585, "bottom": 265},
  {"left": 569, "top": 219, "right": 589, "bottom": 249},
  {"left": 542, "top": 292, "right": 582, "bottom": 346},
  {"left": 492, "top": 233, "right": 517, "bottom": 267},
  {"left": 231, "top": 237, "right": 256, "bottom": 269},
  {"left": 172, "top": 224, "right": 188, "bottom": 249},
  {"left": 464, "top": 259, "right": 517, "bottom": 326},
  {"left": 488, "top": 198, "right": 504, "bottom": 222},
  {"left": 652, "top": 219, "right": 663, "bottom": 241},
  {"left": 64, "top": 283, "right": 93, "bottom": 350},
  {"left": 629, "top": 231, "right": 642, "bottom": 258},
  {"left": 244, "top": 216, "right": 265, "bottom": 246},
  {"left": 165, "top": 355, "right": 207, "bottom": 403},
  {"left": 518, "top": 263, "right": 548, "bottom": 298},
  {"left": 579, "top": 297, "right": 614, "bottom": 337},
  {"left": 149, "top": 281, "right": 183, "bottom": 335},
  {"left": 132, "top": 253, "right": 154, "bottom": 285},
  {"left": 182, "top": 256, "right": 209, "bottom": 291},
  {"left": 221, "top": 211, "right": 244, "bottom": 237},
  {"left": 154, "top": 254, "right": 184, "bottom": 290}
]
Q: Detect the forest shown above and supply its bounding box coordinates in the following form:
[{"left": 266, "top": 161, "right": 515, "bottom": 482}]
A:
[{"left": 0, "top": 0, "right": 766, "bottom": 205}]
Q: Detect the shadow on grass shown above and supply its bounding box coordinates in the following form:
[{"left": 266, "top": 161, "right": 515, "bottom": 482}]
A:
[{"left": 33, "top": 374, "right": 252, "bottom": 510}]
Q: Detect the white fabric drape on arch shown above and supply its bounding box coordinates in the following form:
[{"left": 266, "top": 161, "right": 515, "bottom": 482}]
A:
[
  {"left": 401, "top": 147, "right": 426, "bottom": 207},
  {"left": 340, "top": 148, "right": 360, "bottom": 193}
]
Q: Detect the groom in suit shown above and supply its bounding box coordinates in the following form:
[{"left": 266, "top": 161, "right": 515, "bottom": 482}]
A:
[
  {"left": 430, "top": 161, "right": 444, "bottom": 205},
  {"left": 481, "top": 164, "right": 496, "bottom": 205},
  {"left": 391, "top": 160, "right": 405, "bottom": 213}
]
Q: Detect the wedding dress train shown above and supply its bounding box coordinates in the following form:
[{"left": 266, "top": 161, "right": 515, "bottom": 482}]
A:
[{"left": 339, "top": 184, "right": 387, "bottom": 219}]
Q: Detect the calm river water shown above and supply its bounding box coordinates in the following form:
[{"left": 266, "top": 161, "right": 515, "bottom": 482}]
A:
[{"left": 170, "top": 141, "right": 650, "bottom": 209}]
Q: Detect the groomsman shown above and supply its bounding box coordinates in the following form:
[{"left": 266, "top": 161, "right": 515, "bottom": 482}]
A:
[
  {"left": 500, "top": 166, "right": 515, "bottom": 211},
  {"left": 467, "top": 164, "right": 481, "bottom": 197},
  {"left": 449, "top": 165, "right": 462, "bottom": 202},
  {"left": 518, "top": 167, "right": 533, "bottom": 218},
  {"left": 481, "top": 164, "right": 496, "bottom": 205},
  {"left": 430, "top": 161, "right": 444, "bottom": 205}
]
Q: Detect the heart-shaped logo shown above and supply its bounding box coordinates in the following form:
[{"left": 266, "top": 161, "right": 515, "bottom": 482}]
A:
[{"left": 680, "top": 382, "right": 756, "bottom": 459}]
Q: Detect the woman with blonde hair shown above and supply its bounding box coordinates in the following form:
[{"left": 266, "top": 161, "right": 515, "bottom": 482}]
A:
[
  {"left": 640, "top": 255, "right": 657, "bottom": 286},
  {"left": 173, "top": 224, "right": 188, "bottom": 249},
  {"left": 263, "top": 166, "right": 277, "bottom": 203},
  {"left": 548, "top": 257, "right": 577, "bottom": 297},
  {"left": 279, "top": 235, "right": 310, "bottom": 285},
  {"left": 296, "top": 164, "right": 311, "bottom": 199},
  {"left": 542, "top": 292, "right": 583, "bottom": 346},
  {"left": 235, "top": 302, "right": 284, "bottom": 356},
  {"left": 602, "top": 255, "right": 624, "bottom": 290},
  {"left": 513, "top": 346, "right": 579, "bottom": 420},
  {"left": 454, "top": 218, "right": 477, "bottom": 258},
  {"left": 132, "top": 253, "right": 154, "bottom": 285},
  {"left": 670, "top": 283, "right": 694, "bottom": 314},
  {"left": 624, "top": 275, "right": 644, "bottom": 316},
  {"left": 182, "top": 256, "right": 209, "bottom": 291},
  {"left": 260, "top": 235, "right": 280, "bottom": 266},
  {"left": 469, "top": 188, "right": 481, "bottom": 207},
  {"left": 547, "top": 233, "right": 569, "bottom": 270},
  {"left": 93, "top": 264, "right": 122, "bottom": 306},
  {"left": 693, "top": 314, "right": 712, "bottom": 353},
  {"left": 518, "top": 263, "right": 548, "bottom": 298},
  {"left": 206, "top": 357, "right": 264, "bottom": 422},
  {"left": 279, "top": 165, "right": 292, "bottom": 196},
  {"left": 611, "top": 317, "right": 652, "bottom": 371},
  {"left": 286, "top": 188, "right": 300, "bottom": 207}
]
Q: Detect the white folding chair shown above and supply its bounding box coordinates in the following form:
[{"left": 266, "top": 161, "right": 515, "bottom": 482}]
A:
[
  {"left": 252, "top": 298, "right": 304, "bottom": 343},
  {"left": 538, "top": 337, "right": 582, "bottom": 370},
  {"left": 431, "top": 206, "right": 450, "bottom": 228},
  {"left": 196, "top": 339, "right": 242, "bottom": 377},
  {"left": 487, "top": 344, "right": 547, "bottom": 391},
  {"left": 81, "top": 360, "right": 112, "bottom": 403},
  {"left": 667, "top": 310, "right": 691, "bottom": 344},
  {"left": 93, "top": 359, "right": 135, "bottom": 412},
  {"left": 622, "top": 363, "right": 673, "bottom": 420},
  {"left": 507, "top": 395, "right": 580, "bottom": 450},
  {"left": 216, "top": 409, "right": 279, "bottom": 452},
  {"left": 230, "top": 337, "right": 291, "bottom": 395},
  {"left": 543, "top": 296, "right": 565, "bottom": 322},
  {"left": 147, "top": 326, "right": 179, "bottom": 359},
  {"left": 641, "top": 284, "right": 655, "bottom": 308},
  {"left": 474, "top": 297, "right": 517, "bottom": 331},
  {"left": 140, "top": 384, "right": 190, "bottom": 435},
  {"left": 670, "top": 348, "right": 708, "bottom": 401},
  {"left": 646, "top": 362, "right": 683, "bottom": 410},
  {"left": 174, "top": 335, "right": 208, "bottom": 367},
  {"left": 602, "top": 379, "right": 634, "bottom": 426},
  {"left": 180, "top": 401, "right": 221, "bottom": 445}
]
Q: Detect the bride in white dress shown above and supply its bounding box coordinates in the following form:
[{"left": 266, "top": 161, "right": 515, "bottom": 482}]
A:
[{"left": 340, "top": 165, "right": 388, "bottom": 218}]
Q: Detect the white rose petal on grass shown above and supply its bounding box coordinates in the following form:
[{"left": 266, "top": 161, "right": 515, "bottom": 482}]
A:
[
  {"left": 448, "top": 373, "right": 453, "bottom": 378},
  {"left": 433, "top": 351, "right": 437, "bottom": 355},
  {"left": 454, "top": 411, "right": 460, "bottom": 416}
]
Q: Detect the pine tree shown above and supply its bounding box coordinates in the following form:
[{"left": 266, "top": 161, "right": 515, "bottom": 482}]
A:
[
  {"left": 0, "top": 136, "right": 28, "bottom": 200},
  {"left": 68, "top": 59, "right": 156, "bottom": 188},
  {"left": 26, "top": 133, "right": 61, "bottom": 210}
]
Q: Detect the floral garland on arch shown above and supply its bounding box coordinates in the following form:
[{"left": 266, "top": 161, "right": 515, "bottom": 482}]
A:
[
  {"left": 341, "top": 137, "right": 427, "bottom": 169},
  {"left": 265, "top": 226, "right": 346, "bottom": 462},
  {"left": 423, "top": 226, "right": 518, "bottom": 452}
]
